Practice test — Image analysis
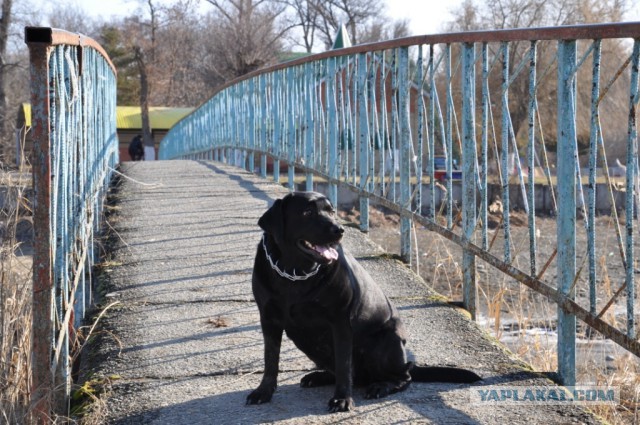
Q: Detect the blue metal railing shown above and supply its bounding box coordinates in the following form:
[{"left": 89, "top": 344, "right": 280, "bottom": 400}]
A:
[
  {"left": 159, "top": 23, "right": 640, "bottom": 385},
  {"left": 26, "top": 27, "right": 118, "bottom": 417}
]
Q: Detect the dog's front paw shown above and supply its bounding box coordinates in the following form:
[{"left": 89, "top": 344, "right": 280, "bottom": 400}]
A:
[
  {"left": 328, "top": 396, "right": 354, "bottom": 412},
  {"left": 246, "top": 386, "right": 275, "bottom": 405}
]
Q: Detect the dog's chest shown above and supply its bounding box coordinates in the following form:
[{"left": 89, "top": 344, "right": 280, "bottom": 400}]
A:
[
  {"left": 287, "top": 300, "right": 328, "bottom": 326},
  {"left": 261, "top": 289, "right": 332, "bottom": 328}
]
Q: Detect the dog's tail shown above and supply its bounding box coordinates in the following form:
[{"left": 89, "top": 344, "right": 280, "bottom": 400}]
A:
[{"left": 409, "top": 364, "right": 482, "bottom": 383}]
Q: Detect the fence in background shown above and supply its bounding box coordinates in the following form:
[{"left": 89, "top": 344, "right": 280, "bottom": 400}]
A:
[
  {"left": 26, "top": 27, "right": 118, "bottom": 420},
  {"left": 160, "top": 23, "right": 640, "bottom": 386}
]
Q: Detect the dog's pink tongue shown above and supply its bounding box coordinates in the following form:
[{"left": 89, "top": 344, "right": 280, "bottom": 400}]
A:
[{"left": 316, "top": 245, "right": 338, "bottom": 261}]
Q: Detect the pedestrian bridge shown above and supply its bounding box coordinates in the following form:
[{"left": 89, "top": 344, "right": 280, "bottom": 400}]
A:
[{"left": 24, "top": 23, "right": 640, "bottom": 421}]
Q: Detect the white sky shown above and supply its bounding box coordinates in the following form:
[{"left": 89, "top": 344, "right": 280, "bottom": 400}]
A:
[
  {"left": 32, "top": 0, "right": 461, "bottom": 37},
  {"left": 28, "top": 0, "right": 640, "bottom": 39}
]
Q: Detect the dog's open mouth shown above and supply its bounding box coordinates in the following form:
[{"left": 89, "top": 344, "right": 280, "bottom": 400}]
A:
[{"left": 298, "top": 240, "right": 339, "bottom": 263}]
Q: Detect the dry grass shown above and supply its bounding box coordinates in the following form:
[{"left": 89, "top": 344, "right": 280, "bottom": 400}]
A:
[{"left": 0, "top": 168, "right": 33, "bottom": 424}]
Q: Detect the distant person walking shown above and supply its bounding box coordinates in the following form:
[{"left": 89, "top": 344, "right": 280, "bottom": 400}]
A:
[{"left": 128, "top": 135, "right": 144, "bottom": 161}]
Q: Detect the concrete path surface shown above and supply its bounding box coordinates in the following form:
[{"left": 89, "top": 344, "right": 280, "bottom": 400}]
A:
[{"left": 85, "top": 160, "right": 601, "bottom": 424}]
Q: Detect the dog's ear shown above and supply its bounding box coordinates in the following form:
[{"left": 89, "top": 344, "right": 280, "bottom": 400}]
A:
[{"left": 258, "top": 198, "right": 285, "bottom": 244}]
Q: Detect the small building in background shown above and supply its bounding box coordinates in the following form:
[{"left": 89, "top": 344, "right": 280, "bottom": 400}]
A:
[{"left": 16, "top": 103, "right": 193, "bottom": 165}]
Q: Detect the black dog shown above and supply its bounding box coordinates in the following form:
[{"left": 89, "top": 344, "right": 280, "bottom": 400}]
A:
[{"left": 246, "top": 191, "right": 481, "bottom": 412}]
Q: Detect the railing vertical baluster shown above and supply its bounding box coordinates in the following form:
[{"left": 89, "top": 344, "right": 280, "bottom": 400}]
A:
[
  {"left": 399, "top": 47, "right": 412, "bottom": 263},
  {"left": 248, "top": 78, "right": 255, "bottom": 172},
  {"left": 287, "top": 67, "right": 296, "bottom": 189},
  {"left": 305, "top": 62, "right": 314, "bottom": 191},
  {"left": 273, "top": 71, "right": 281, "bottom": 183},
  {"left": 390, "top": 49, "right": 398, "bottom": 203},
  {"left": 462, "top": 42, "right": 477, "bottom": 319},
  {"left": 588, "top": 40, "right": 602, "bottom": 315},
  {"left": 327, "top": 57, "right": 339, "bottom": 206},
  {"left": 625, "top": 39, "right": 639, "bottom": 339},
  {"left": 416, "top": 45, "right": 424, "bottom": 214},
  {"left": 358, "top": 52, "right": 370, "bottom": 232},
  {"left": 367, "top": 54, "right": 376, "bottom": 201},
  {"left": 501, "top": 42, "right": 512, "bottom": 263},
  {"left": 260, "top": 74, "right": 267, "bottom": 178},
  {"left": 379, "top": 51, "right": 388, "bottom": 197},
  {"left": 481, "top": 42, "right": 489, "bottom": 250},
  {"left": 528, "top": 41, "right": 538, "bottom": 276},
  {"left": 428, "top": 45, "right": 436, "bottom": 220},
  {"left": 445, "top": 44, "right": 453, "bottom": 228},
  {"left": 557, "top": 39, "right": 577, "bottom": 387},
  {"left": 348, "top": 56, "right": 357, "bottom": 184}
]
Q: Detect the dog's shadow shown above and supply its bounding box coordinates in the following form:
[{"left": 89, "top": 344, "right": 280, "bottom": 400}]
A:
[{"left": 110, "top": 374, "right": 482, "bottom": 424}]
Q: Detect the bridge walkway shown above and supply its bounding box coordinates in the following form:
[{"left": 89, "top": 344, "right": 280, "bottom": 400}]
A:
[{"left": 86, "top": 160, "right": 599, "bottom": 424}]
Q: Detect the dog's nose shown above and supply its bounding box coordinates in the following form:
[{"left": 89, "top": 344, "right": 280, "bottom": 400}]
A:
[{"left": 333, "top": 225, "right": 344, "bottom": 236}]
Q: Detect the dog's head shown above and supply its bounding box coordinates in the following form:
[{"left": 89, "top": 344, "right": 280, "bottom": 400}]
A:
[{"left": 258, "top": 192, "right": 344, "bottom": 264}]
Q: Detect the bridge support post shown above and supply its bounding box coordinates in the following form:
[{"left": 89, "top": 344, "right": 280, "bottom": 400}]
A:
[
  {"left": 557, "top": 39, "right": 577, "bottom": 387},
  {"left": 28, "top": 36, "right": 56, "bottom": 424},
  {"left": 461, "top": 42, "right": 477, "bottom": 319}
]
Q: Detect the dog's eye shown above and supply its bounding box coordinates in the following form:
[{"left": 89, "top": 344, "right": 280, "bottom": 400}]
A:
[{"left": 303, "top": 209, "right": 313, "bottom": 217}]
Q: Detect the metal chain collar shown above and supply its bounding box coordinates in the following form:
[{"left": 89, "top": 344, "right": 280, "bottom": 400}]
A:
[{"left": 261, "top": 235, "right": 321, "bottom": 281}]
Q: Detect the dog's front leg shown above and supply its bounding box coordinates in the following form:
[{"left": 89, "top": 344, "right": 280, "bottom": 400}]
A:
[
  {"left": 246, "top": 320, "right": 283, "bottom": 405},
  {"left": 328, "top": 321, "right": 354, "bottom": 412}
]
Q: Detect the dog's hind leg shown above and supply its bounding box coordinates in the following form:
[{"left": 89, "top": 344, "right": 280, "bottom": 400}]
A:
[{"left": 300, "top": 370, "right": 336, "bottom": 388}]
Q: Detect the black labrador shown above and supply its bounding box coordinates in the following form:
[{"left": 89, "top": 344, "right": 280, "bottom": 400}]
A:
[{"left": 246, "top": 191, "right": 481, "bottom": 412}]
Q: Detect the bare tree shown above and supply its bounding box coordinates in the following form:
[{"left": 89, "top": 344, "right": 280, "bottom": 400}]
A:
[
  {"left": 312, "top": 0, "right": 384, "bottom": 47},
  {"left": 0, "top": 0, "right": 12, "bottom": 163},
  {"left": 202, "top": 0, "right": 288, "bottom": 81},
  {"left": 47, "top": 2, "right": 101, "bottom": 37},
  {"left": 119, "top": 0, "right": 164, "bottom": 160},
  {"left": 445, "top": 0, "right": 634, "bottom": 157},
  {"left": 358, "top": 16, "right": 410, "bottom": 44},
  {"left": 152, "top": 1, "right": 211, "bottom": 105},
  {"left": 282, "top": 0, "right": 319, "bottom": 53}
]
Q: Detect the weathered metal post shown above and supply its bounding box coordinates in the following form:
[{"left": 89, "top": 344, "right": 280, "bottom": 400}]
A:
[
  {"left": 557, "top": 39, "right": 577, "bottom": 386},
  {"left": 26, "top": 28, "right": 55, "bottom": 423}
]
